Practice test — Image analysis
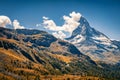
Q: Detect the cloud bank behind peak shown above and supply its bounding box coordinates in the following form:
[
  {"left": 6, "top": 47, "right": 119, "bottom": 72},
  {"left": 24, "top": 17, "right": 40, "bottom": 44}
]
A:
[{"left": 41, "top": 11, "right": 82, "bottom": 39}]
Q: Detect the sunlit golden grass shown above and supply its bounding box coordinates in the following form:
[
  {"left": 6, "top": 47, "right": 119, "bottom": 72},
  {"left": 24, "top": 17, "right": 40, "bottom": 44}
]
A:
[
  {"left": 39, "top": 75, "right": 105, "bottom": 80},
  {"left": 14, "top": 68, "right": 35, "bottom": 73},
  {"left": 0, "top": 48, "right": 26, "bottom": 61},
  {"left": 0, "top": 73, "right": 15, "bottom": 80},
  {"left": 0, "top": 38, "right": 18, "bottom": 45},
  {"left": 46, "top": 52, "right": 72, "bottom": 63},
  {"left": 54, "top": 54, "right": 72, "bottom": 63},
  {"left": 50, "top": 42, "right": 65, "bottom": 52}
]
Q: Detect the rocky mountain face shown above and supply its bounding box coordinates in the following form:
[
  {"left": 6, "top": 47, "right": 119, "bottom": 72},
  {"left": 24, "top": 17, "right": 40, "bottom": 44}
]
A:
[
  {"left": 112, "top": 40, "right": 120, "bottom": 50},
  {"left": 66, "top": 16, "right": 120, "bottom": 64}
]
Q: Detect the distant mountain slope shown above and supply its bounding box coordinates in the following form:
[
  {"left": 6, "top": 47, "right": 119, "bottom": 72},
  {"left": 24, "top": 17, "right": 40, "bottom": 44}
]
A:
[{"left": 66, "top": 16, "right": 120, "bottom": 64}]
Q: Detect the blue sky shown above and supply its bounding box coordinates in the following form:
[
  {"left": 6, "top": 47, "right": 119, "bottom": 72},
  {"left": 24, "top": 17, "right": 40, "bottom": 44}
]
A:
[{"left": 0, "top": 0, "right": 120, "bottom": 40}]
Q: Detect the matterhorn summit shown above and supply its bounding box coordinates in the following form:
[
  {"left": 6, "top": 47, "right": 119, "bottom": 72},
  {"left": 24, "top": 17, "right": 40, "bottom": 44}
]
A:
[{"left": 66, "top": 15, "right": 120, "bottom": 64}]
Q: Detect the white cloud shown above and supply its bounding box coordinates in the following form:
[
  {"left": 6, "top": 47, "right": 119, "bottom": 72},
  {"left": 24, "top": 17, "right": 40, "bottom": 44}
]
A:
[
  {"left": 52, "top": 31, "right": 66, "bottom": 39},
  {"left": 43, "top": 16, "right": 49, "bottom": 20},
  {"left": 36, "top": 16, "right": 49, "bottom": 27},
  {"left": 43, "top": 19, "right": 57, "bottom": 30},
  {"left": 69, "top": 11, "right": 81, "bottom": 21},
  {"left": 13, "top": 20, "right": 25, "bottom": 29},
  {"left": 0, "top": 15, "right": 25, "bottom": 29},
  {"left": 42, "top": 11, "right": 82, "bottom": 39},
  {"left": 36, "top": 24, "right": 41, "bottom": 27},
  {"left": 0, "top": 16, "right": 11, "bottom": 27}
]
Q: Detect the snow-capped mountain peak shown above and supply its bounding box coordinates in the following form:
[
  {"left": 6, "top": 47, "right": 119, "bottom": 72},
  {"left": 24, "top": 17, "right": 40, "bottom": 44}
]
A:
[{"left": 66, "top": 16, "right": 120, "bottom": 64}]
